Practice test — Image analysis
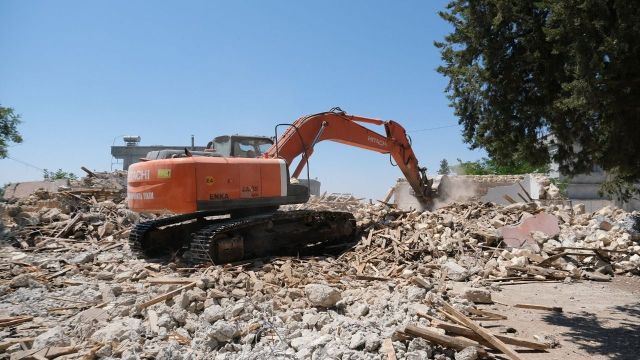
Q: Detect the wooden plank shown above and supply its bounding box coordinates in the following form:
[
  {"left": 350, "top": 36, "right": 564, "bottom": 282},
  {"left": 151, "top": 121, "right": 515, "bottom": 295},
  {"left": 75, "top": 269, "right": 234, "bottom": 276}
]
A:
[
  {"left": 441, "top": 301, "right": 524, "bottom": 360},
  {"left": 498, "top": 280, "right": 563, "bottom": 286},
  {"left": 436, "top": 308, "right": 466, "bottom": 327},
  {"left": 81, "top": 166, "right": 97, "bottom": 177},
  {"left": 467, "top": 307, "right": 508, "bottom": 320},
  {"left": 0, "top": 338, "right": 34, "bottom": 352},
  {"left": 381, "top": 338, "right": 397, "bottom": 360},
  {"left": 10, "top": 345, "right": 77, "bottom": 360},
  {"left": 514, "top": 303, "right": 563, "bottom": 312},
  {"left": 364, "top": 229, "right": 373, "bottom": 247},
  {"left": 136, "top": 282, "right": 196, "bottom": 311},
  {"left": 55, "top": 214, "right": 82, "bottom": 238},
  {"left": 0, "top": 316, "right": 33, "bottom": 328},
  {"left": 437, "top": 322, "right": 549, "bottom": 351},
  {"left": 47, "top": 267, "right": 72, "bottom": 280},
  {"left": 352, "top": 275, "right": 390, "bottom": 282},
  {"left": 558, "top": 246, "right": 628, "bottom": 254},
  {"left": 417, "top": 312, "right": 549, "bottom": 351},
  {"left": 404, "top": 325, "right": 488, "bottom": 357},
  {"left": 412, "top": 276, "right": 431, "bottom": 289},
  {"left": 97, "top": 242, "right": 125, "bottom": 253},
  {"left": 145, "top": 278, "right": 195, "bottom": 285}
]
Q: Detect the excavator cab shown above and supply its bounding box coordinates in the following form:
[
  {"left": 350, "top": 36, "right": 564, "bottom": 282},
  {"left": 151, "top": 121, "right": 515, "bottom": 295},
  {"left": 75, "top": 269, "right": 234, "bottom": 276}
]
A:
[
  {"left": 206, "top": 135, "right": 273, "bottom": 158},
  {"left": 144, "top": 135, "right": 273, "bottom": 161}
]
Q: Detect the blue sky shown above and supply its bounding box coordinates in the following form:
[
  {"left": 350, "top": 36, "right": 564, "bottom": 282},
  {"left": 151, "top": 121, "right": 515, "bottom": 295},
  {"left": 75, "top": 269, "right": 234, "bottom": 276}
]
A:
[{"left": 0, "top": 0, "right": 484, "bottom": 199}]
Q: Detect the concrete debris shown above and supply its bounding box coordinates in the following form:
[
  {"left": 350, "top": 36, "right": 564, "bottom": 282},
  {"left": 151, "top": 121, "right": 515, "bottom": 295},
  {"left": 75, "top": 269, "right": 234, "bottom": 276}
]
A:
[
  {"left": 455, "top": 346, "right": 479, "bottom": 360},
  {"left": 304, "top": 283, "right": 342, "bottom": 307},
  {"left": 462, "top": 288, "right": 493, "bottom": 304},
  {"left": 500, "top": 212, "right": 561, "bottom": 249},
  {"left": 0, "top": 171, "right": 639, "bottom": 359}
]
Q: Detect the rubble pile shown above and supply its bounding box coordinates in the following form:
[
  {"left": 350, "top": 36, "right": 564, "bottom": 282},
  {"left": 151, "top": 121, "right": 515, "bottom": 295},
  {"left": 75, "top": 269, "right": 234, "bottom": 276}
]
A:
[
  {"left": 0, "top": 171, "right": 143, "bottom": 251},
  {"left": 344, "top": 201, "right": 640, "bottom": 283},
  {"left": 63, "top": 170, "right": 128, "bottom": 203},
  {"left": 0, "top": 184, "right": 639, "bottom": 359}
]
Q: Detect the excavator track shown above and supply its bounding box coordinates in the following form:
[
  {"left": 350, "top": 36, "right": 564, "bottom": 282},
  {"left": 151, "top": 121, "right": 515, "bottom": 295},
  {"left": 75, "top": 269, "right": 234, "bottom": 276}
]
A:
[
  {"left": 129, "top": 212, "right": 210, "bottom": 259},
  {"left": 191, "top": 210, "right": 355, "bottom": 264},
  {"left": 129, "top": 210, "right": 356, "bottom": 264}
]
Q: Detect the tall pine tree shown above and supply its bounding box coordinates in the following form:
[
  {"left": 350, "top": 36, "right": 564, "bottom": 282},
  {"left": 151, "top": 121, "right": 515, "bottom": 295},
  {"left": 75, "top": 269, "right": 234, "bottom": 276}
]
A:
[{"left": 436, "top": 0, "right": 640, "bottom": 200}]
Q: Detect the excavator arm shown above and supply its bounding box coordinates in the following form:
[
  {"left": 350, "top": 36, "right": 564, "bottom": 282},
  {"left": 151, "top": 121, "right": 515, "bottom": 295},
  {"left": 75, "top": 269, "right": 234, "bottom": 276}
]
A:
[{"left": 265, "top": 108, "right": 434, "bottom": 201}]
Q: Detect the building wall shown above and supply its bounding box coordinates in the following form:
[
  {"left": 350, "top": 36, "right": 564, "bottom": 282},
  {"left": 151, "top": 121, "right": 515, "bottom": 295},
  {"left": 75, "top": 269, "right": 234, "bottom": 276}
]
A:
[{"left": 559, "top": 168, "right": 639, "bottom": 212}]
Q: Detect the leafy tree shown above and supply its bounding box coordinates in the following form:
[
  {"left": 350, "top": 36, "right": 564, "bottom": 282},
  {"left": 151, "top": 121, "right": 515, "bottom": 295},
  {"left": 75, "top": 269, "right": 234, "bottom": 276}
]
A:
[
  {"left": 0, "top": 105, "right": 23, "bottom": 158},
  {"left": 43, "top": 169, "right": 77, "bottom": 181},
  {"left": 452, "top": 157, "right": 549, "bottom": 175},
  {"left": 437, "top": 159, "right": 451, "bottom": 175},
  {"left": 436, "top": 1, "right": 640, "bottom": 200}
]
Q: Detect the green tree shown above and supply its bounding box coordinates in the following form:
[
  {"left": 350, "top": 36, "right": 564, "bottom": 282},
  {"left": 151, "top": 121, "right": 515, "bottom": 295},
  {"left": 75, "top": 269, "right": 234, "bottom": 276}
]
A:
[
  {"left": 43, "top": 169, "right": 77, "bottom": 181},
  {"left": 452, "top": 157, "right": 549, "bottom": 175},
  {"left": 436, "top": 0, "right": 640, "bottom": 200},
  {"left": 0, "top": 105, "right": 23, "bottom": 158},
  {"left": 437, "top": 159, "right": 451, "bottom": 175}
]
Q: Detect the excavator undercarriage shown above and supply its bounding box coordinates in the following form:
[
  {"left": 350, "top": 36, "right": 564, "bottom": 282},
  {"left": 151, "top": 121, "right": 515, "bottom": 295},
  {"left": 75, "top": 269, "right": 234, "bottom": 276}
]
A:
[{"left": 129, "top": 210, "right": 356, "bottom": 264}]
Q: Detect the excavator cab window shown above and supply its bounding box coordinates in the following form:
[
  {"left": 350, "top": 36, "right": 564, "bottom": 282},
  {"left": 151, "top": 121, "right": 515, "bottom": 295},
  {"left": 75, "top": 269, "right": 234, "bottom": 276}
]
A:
[
  {"left": 208, "top": 135, "right": 273, "bottom": 158},
  {"left": 212, "top": 136, "right": 232, "bottom": 156},
  {"left": 231, "top": 137, "right": 273, "bottom": 158}
]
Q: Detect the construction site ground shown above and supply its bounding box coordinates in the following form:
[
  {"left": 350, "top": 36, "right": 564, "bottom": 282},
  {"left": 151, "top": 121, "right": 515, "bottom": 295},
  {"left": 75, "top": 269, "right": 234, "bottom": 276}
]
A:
[
  {"left": 1, "top": 174, "right": 639, "bottom": 360},
  {"left": 451, "top": 277, "right": 640, "bottom": 360}
]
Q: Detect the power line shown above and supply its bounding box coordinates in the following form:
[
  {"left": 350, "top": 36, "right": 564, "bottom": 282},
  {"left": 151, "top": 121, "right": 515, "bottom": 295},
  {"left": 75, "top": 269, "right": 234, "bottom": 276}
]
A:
[
  {"left": 407, "top": 124, "right": 459, "bottom": 133},
  {"left": 409, "top": 124, "right": 458, "bottom": 132},
  {"left": 6, "top": 155, "right": 45, "bottom": 172}
]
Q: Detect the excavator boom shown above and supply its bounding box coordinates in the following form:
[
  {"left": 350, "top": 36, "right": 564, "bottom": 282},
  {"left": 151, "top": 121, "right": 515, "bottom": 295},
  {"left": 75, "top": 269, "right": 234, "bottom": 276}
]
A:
[{"left": 265, "top": 108, "right": 433, "bottom": 201}]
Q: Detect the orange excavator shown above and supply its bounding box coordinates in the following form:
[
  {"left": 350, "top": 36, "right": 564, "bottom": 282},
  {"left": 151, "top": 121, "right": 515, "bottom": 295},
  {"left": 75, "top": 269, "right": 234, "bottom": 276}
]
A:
[{"left": 127, "top": 108, "right": 434, "bottom": 264}]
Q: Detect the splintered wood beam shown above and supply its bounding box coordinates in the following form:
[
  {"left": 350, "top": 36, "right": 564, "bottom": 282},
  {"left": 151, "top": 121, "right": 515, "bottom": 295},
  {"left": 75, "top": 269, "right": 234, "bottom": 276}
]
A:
[
  {"left": 55, "top": 214, "right": 82, "bottom": 238},
  {"left": 136, "top": 282, "right": 196, "bottom": 311},
  {"left": 514, "top": 303, "right": 563, "bottom": 312},
  {"left": 404, "top": 325, "right": 488, "bottom": 357},
  {"left": 381, "top": 338, "right": 397, "bottom": 360},
  {"left": 0, "top": 316, "right": 33, "bottom": 328},
  {"left": 441, "top": 301, "right": 524, "bottom": 360},
  {"left": 416, "top": 311, "right": 548, "bottom": 351}
]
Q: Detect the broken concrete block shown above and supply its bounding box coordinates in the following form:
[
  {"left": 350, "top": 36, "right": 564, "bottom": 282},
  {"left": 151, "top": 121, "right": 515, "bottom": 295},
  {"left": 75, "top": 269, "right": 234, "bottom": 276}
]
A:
[
  {"left": 455, "top": 346, "right": 479, "bottom": 360},
  {"left": 32, "top": 326, "right": 69, "bottom": 350},
  {"left": 499, "top": 212, "right": 560, "bottom": 248},
  {"left": 462, "top": 288, "right": 492, "bottom": 304},
  {"left": 443, "top": 261, "right": 469, "bottom": 282},
  {"left": 207, "top": 321, "right": 238, "bottom": 342},
  {"left": 9, "top": 274, "right": 33, "bottom": 288},
  {"left": 304, "top": 284, "right": 341, "bottom": 307}
]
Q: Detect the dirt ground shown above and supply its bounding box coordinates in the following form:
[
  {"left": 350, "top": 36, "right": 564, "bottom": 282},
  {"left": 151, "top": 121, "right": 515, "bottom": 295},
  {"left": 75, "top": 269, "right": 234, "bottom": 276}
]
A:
[{"left": 453, "top": 277, "right": 640, "bottom": 360}]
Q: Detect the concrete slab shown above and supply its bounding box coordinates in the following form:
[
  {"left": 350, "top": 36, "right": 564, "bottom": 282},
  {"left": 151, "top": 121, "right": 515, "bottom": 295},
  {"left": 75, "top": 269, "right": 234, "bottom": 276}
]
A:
[
  {"left": 499, "top": 212, "right": 560, "bottom": 248},
  {"left": 481, "top": 174, "right": 541, "bottom": 205}
]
